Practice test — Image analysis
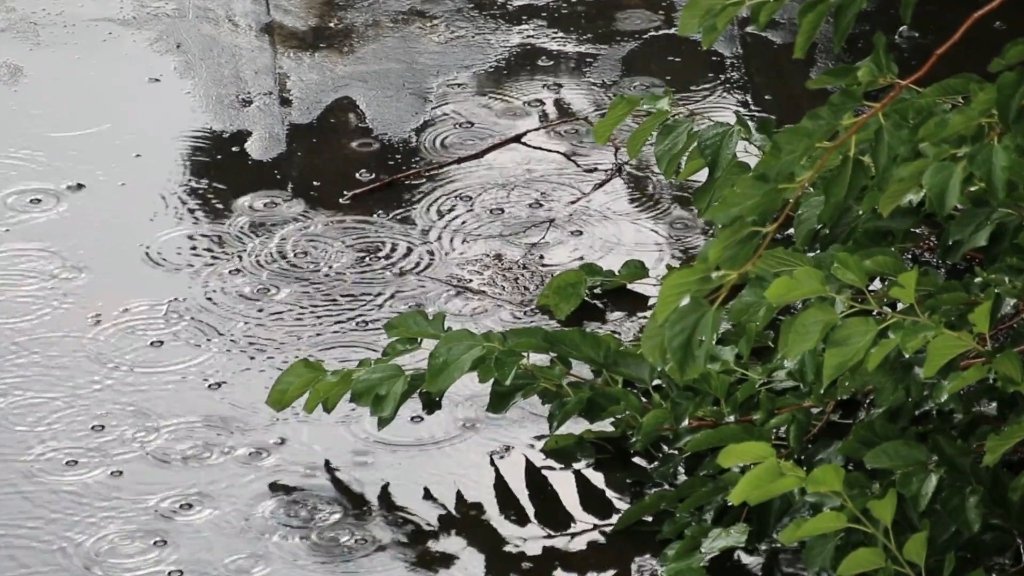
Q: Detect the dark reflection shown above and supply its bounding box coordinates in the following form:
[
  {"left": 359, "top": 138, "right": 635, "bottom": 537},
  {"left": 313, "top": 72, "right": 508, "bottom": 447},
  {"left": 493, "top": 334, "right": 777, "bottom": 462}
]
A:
[
  {"left": 179, "top": 96, "right": 422, "bottom": 219},
  {"left": 620, "top": 33, "right": 728, "bottom": 95},
  {"left": 733, "top": 30, "right": 825, "bottom": 126},
  {"left": 269, "top": 458, "right": 664, "bottom": 576}
]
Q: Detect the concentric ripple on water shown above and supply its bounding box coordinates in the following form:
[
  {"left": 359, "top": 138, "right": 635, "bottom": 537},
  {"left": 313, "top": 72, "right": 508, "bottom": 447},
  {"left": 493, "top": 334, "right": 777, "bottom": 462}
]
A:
[
  {"left": 143, "top": 224, "right": 246, "bottom": 273},
  {"left": 244, "top": 216, "right": 440, "bottom": 290},
  {"left": 227, "top": 190, "right": 315, "bottom": 244},
  {"left": 152, "top": 489, "right": 219, "bottom": 523},
  {"left": 417, "top": 114, "right": 502, "bottom": 163},
  {"left": 613, "top": 9, "right": 666, "bottom": 32},
  {"left": 0, "top": 183, "right": 68, "bottom": 225},
  {"left": 65, "top": 526, "right": 179, "bottom": 576},
  {"left": 143, "top": 416, "right": 247, "bottom": 467},
  {"left": 1, "top": 333, "right": 113, "bottom": 396},
  {"left": 87, "top": 300, "right": 226, "bottom": 374},
  {"left": 0, "top": 243, "right": 81, "bottom": 290},
  {"left": 347, "top": 396, "right": 484, "bottom": 450},
  {"left": 23, "top": 444, "right": 116, "bottom": 483}
]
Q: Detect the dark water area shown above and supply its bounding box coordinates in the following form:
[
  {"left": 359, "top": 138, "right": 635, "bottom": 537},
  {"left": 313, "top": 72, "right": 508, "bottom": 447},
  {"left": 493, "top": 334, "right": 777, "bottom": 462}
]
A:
[{"left": 1, "top": 0, "right": 1021, "bottom": 575}]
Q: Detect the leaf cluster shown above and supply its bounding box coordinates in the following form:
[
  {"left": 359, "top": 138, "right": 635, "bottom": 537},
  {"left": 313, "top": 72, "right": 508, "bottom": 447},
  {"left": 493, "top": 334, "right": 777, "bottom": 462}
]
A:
[{"left": 267, "top": 2, "right": 1024, "bottom": 574}]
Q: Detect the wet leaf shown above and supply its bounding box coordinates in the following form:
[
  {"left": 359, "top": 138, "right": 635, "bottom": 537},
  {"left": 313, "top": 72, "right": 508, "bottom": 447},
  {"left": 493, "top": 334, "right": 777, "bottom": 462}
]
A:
[
  {"left": 626, "top": 110, "right": 669, "bottom": 159},
  {"left": 832, "top": 253, "right": 868, "bottom": 288},
  {"left": 350, "top": 363, "right": 407, "bottom": 407},
  {"left": 636, "top": 408, "right": 672, "bottom": 450},
  {"left": 684, "top": 424, "right": 771, "bottom": 453},
  {"left": 990, "top": 39, "right": 1024, "bottom": 72},
  {"left": 866, "top": 338, "right": 899, "bottom": 371},
  {"left": 833, "top": 0, "right": 867, "bottom": 52},
  {"left": 655, "top": 118, "right": 696, "bottom": 178},
  {"left": 968, "top": 297, "right": 993, "bottom": 336},
  {"left": 806, "top": 463, "right": 846, "bottom": 494},
  {"left": 425, "top": 330, "right": 489, "bottom": 396},
  {"left": 729, "top": 459, "right": 805, "bottom": 506},
  {"left": 594, "top": 95, "right": 641, "bottom": 145},
  {"left": 384, "top": 310, "right": 447, "bottom": 339},
  {"left": 836, "top": 547, "right": 886, "bottom": 575},
  {"left": 537, "top": 269, "right": 587, "bottom": 320},
  {"left": 923, "top": 161, "right": 965, "bottom": 216},
  {"left": 716, "top": 441, "right": 776, "bottom": 468},
  {"left": 765, "top": 267, "right": 828, "bottom": 306},
  {"left": 266, "top": 358, "right": 327, "bottom": 411},
  {"left": 863, "top": 440, "right": 932, "bottom": 470},
  {"left": 778, "top": 511, "right": 849, "bottom": 545},
  {"left": 700, "top": 524, "right": 749, "bottom": 558},
  {"left": 794, "top": 0, "right": 831, "bottom": 59},
  {"left": 823, "top": 317, "right": 880, "bottom": 385},
  {"left": 902, "top": 530, "right": 928, "bottom": 569},
  {"left": 889, "top": 268, "right": 919, "bottom": 305},
  {"left": 652, "top": 262, "right": 718, "bottom": 323},
  {"left": 922, "top": 333, "right": 975, "bottom": 378},
  {"left": 866, "top": 488, "right": 897, "bottom": 528},
  {"left": 303, "top": 369, "right": 355, "bottom": 414},
  {"left": 780, "top": 303, "right": 840, "bottom": 359},
  {"left": 982, "top": 422, "right": 1024, "bottom": 466},
  {"left": 614, "top": 489, "right": 682, "bottom": 531}
]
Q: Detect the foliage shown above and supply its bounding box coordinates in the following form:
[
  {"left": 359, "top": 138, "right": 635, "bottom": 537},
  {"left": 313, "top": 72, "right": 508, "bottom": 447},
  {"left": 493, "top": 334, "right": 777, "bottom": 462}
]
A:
[{"left": 267, "top": 1, "right": 1024, "bottom": 574}]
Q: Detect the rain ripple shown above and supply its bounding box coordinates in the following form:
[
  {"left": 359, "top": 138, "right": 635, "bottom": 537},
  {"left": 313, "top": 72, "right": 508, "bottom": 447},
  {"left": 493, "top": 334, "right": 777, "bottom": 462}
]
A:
[
  {"left": 64, "top": 526, "right": 180, "bottom": 576},
  {"left": 0, "top": 183, "right": 71, "bottom": 226},
  {"left": 346, "top": 395, "right": 485, "bottom": 450}
]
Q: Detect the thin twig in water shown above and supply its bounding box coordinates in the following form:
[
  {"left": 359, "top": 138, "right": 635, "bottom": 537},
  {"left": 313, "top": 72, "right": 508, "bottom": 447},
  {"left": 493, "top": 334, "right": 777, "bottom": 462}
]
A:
[
  {"left": 569, "top": 161, "right": 626, "bottom": 206},
  {"left": 423, "top": 275, "right": 527, "bottom": 308},
  {"left": 342, "top": 117, "right": 581, "bottom": 200},
  {"left": 515, "top": 141, "right": 595, "bottom": 172}
]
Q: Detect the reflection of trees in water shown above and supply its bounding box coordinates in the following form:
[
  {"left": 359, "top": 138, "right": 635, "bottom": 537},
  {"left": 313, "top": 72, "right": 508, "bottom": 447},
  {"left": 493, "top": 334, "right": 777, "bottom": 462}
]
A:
[{"left": 269, "top": 457, "right": 664, "bottom": 575}]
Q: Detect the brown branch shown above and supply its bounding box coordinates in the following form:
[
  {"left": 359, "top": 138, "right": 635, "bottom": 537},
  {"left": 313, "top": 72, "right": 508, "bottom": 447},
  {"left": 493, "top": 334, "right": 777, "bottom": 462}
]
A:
[
  {"left": 804, "top": 401, "right": 836, "bottom": 442},
  {"left": 342, "top": 117, "right": 581, "bottom": 199},
  {"left": 569, "top": 161, "right": 626, "bottom": 206},
  {"left": 710, "top": 0, "right": 1009, "bottom": 306},
  {"left": 515, "top": 141, "right": 595, "bottom": 172},
  {"left": 687, "top": 402, "right": 816, "bottom": 429}
]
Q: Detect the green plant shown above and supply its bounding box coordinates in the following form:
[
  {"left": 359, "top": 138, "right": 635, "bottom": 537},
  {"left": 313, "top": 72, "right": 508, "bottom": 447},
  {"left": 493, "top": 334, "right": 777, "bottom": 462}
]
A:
[{"left": 266, "top": 0, "right": 1024, "bottom": 573}]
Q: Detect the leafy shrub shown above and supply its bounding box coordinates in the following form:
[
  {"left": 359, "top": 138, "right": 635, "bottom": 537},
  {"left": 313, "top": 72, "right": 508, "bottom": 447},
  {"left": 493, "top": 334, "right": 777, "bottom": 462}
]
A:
[{"left": 267, "top": 1, "right": 1024, "bottom": 573}]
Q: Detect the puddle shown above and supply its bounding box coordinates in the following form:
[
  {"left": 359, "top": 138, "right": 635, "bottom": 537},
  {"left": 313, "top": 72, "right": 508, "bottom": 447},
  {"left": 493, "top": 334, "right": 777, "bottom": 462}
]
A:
[{"left": 1, "top": 0, "right": 1021, "bottom": 574}]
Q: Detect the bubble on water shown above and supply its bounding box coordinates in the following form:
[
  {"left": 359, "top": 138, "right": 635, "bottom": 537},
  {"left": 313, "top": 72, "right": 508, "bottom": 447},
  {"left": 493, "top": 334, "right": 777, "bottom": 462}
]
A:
[
  {"left": 231, "top": 190, "right": 306, "bottom": 223},
  {"left": 87, "top": 300, "right": 226, "bottom": 374},
  {"left": 349, "top": 138, "right": 382, "bottom": 153},
  {"left": 0, "top": 183, "right": 67, "bottom": 224},
  {"left": 611, "top": 76, "right": 667, "bottom": 97},
  {"left": 66, "top": 527, "right": 178, "bottom": 576},
  {"left": 248, "top": 491, "right": 348, "bottom": 537},
  {"left": 355, "top": 169, "right": 375, "bottom": 182},
  {"left": 233, "top": 444, "right": 275, "bottom": 466},
  {"left": 23, "top": 445, "right": 114, "bottom": 483},
  {"left": 613, "top": 9, "right": 665, "bottom": 32},
  {"left": 536, "top": 56, "right": 554, "bottom": 66},
  {"left": 306, "top": 520, "right": 380, "bottom": 560},
  {"left": 152, "top": 490, "right": 218, "bottom": 522}
]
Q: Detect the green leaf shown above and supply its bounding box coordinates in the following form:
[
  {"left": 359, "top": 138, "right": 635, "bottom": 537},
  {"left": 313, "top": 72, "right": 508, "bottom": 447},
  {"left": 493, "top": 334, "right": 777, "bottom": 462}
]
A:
[
  {"left": 778, "top": 511, "right": 849, "bottom": 546},
  {"left": 899, "top": 0, "right": 918, "bottom": 22},
  {"left": 863, "top": 440, "right": 932, "bottom": 470},
  {"left": 350, "top": 363, "right": 407, "bottom": 407},
  {"left": 879, "top": 159, "right": 929, "bottom": 216},
  {"left": 780, "top": 303, "right": 839, "bottom": 359},
  {"left": 889, "top": 268, "right": 918, "bottom": 305},
  {"left": 965, "top": 487, "right": 983, "bottom": 534},
  {"left": 665, "top": 299, "right": 721, "bottom": 380},
  {"left": 936, "top": 364, "right": 989, "bottom": 401},
  {"left": 613, "top": 489, "right": 682, "bottom": 531},
  {"left": 594, "top": 95, "right": 641, "bottom": 145},
  {"left": 677, "top": 0, "right": 718, "bottom": 36},
  {"left": 793, "top": 0, "right": 831, "bottom": 59},
  {"left": 384, "top": 310, "right": 447, "bottom": 339},
  {"left": 536, "top": 269, "right": 587, "bottom": 320},
  {"left": 807, "top": 65, "right": 860, "bottom": 89},
  {"left": 832, "top": 0, "right": 867, "bottom": 52},
  {"left": 684, "top": 424, "right": 771, "bottom": 453},
  {"left": 806, "top": 463, "right": 846, "bottom": 494},
  {"left": 652, "top": 263, "right": 719, "bottom": 323},
  {"left": 753, "top": 248, "right": 814, "bottom": 276},
  {"left": 982, "top": 422, "right": 1024, "bottom": 466},
  {"left": 765, "top": 267, "right": 828, "bottom": 306},
  {"left": 902, "top": 530, "right": 928, "bottom": 569},
  {"left": 968, "top": 297, "right": 993, "bottom": 336},
  {"left": 616, "top": 259, "right": 650, "bottom": 283},
  {"left": 699, "top": 524, "right": 749, "bottom": 558},
  {"left": 866, "top": 489, "right": 897, "bottom": 528},
  {"left": 922, "top": 333, "right": 975, "bottom": 378},
  {"left": 996, "top": 70, "right": 1024, "bottom": 129},
  {"left": 836, "top": 547, "right": 887, "bottom": 575},
  {"left": 970, "top": 142, "right": 1010, "bottom": 199},
  {"left": 655, "top": 118, "right": 696, "bottom": 178},
  {"left": 636, "top": 409, "right": 672, "bottom": 450},
  {"left": 990, "top": 38, "right": 1024, "bottom": 73},
  {"left": 424, "top": 330, "right": 489, "bottom": 395},
  {"left": 266, "top": 358, "right": 326, "bottom": 411},
  {"left": 804, "top": 533, "right": 841, "bottom": 574},
  {"left": 717, "top": 441, "right": 776, "bottom": 468},
  {"left": 922, "top": 161, "right": 965, "bottom": 216},
  {"left": 303, "top": 369, "right": 355, "bottom": 414},
  {"left": 866, "top": 338, "right": 899, "bottom": 371},
  {"left": 831, "top": 253, "right": 868, "bottom": 288},
  {"left": 823, "top": 317, "right": 880, "bottom": 385},
  {"left": 1010, "top": 473, "right": 1024, "bottom": 502},
  {"left": 993, "top": 350, "right": 1024, "bottom": 384},
  {"left": 626, "top": 110, "right": 670, "bottom": 159},
  {"left": 750, "top": 0, "right": 786, "bottom": 29}
]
